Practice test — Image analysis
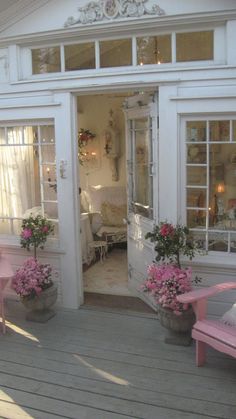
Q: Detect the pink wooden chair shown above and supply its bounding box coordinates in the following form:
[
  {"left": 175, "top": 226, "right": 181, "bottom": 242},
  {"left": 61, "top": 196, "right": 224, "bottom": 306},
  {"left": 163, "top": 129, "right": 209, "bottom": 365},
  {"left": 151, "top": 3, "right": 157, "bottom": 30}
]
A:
[
  {"left": 177, "top": 283, "right": 236, "bottom": 366},
  {"left": 0, "top": 255, "right": 13, "bottom": 333}
]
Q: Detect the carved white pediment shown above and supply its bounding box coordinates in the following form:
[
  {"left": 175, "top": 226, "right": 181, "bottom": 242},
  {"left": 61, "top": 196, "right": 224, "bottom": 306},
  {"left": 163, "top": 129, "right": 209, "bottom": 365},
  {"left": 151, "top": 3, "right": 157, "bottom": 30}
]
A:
[{"left": 64, "top": 0, "right": 165, "bottom": 26}]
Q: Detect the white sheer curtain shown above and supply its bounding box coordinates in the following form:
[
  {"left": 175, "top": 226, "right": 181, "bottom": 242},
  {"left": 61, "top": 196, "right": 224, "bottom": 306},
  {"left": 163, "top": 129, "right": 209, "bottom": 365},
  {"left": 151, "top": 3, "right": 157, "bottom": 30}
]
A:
[{"left": 0, "top": 126, "right": 34, "bottom": 233}]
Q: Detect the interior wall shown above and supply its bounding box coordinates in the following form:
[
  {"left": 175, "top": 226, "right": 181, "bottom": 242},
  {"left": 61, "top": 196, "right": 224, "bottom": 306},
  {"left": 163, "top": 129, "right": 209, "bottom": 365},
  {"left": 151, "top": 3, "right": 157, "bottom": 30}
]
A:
[{"left": 77, "top": 94, "right": 127, "bottom": 190}]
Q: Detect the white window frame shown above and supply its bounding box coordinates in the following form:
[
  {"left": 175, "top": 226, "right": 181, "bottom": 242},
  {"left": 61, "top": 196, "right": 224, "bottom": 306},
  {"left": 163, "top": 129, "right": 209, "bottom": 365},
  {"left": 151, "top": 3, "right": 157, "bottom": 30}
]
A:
[
  {"left": 0, "top": 120, "right": 58, "bottom": 241},
  {"left": 181, "top": 115, "right": 236, "bottom": 256}
]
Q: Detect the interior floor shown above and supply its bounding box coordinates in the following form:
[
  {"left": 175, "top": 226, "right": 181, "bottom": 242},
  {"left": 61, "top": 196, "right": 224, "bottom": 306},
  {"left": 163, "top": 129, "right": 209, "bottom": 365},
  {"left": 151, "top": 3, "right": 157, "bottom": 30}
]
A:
[{"left": 83, "top": 247, "right": 131, "bottom": 296}]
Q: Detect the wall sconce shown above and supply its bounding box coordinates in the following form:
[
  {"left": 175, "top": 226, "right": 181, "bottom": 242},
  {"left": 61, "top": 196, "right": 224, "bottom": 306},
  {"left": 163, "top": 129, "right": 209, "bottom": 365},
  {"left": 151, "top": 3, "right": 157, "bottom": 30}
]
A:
[{"left": 217, "top": 183, "right": 225, "bottom": 193}]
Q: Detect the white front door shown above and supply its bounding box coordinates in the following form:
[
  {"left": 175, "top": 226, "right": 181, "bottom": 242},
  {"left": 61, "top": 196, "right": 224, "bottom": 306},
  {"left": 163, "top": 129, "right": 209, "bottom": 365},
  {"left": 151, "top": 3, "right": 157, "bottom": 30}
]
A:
[{"left": 123, "top": 92, "right": 159, "bottom": 309}]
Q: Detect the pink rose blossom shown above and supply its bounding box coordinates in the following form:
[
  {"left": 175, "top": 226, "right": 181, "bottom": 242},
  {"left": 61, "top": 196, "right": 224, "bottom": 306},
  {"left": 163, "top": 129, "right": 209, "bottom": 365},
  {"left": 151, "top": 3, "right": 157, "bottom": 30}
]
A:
[{"left": 21, "top": 228, "right": 32, "bottom": 239}]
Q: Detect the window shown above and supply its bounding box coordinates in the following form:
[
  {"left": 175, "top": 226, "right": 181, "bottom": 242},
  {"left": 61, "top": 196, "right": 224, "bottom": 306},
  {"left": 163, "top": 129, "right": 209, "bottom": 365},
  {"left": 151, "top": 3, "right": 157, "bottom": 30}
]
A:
[
  {"left": 137, "top": 35, "right": 171, "bottom": 65},
  {"left": 185, "top": 118, "right": 236, "bottom": 253},
  {"left": 0, "top": 124, "right": 58, "bottom": 236},
  {"left": 128, "top": 117, "right": 153, "bottom": 218},
  {"left": 64, "top": 43, "right": 95, "bottom": 71},
  {"left": 32, "top": 47, "right": 61, "bottom": 74},
  {"left": 176, "top": 31, "right": 213, "bottom": 62},
  {"left": 30, "top": 29, "right": 215, "bottom": 75},
  {"left": 99, "top": 39, "right": 132, "bottom": 68}
]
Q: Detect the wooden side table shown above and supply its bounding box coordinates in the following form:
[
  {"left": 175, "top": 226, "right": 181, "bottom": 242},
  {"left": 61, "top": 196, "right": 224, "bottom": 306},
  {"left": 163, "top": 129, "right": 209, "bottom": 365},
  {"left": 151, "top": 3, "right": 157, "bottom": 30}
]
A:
[
  {"left": 0, "top": 256, "right": 13, "bottom": 333},
  {"left": 88, "top": 241, "right": 108, "bottom": 263}
]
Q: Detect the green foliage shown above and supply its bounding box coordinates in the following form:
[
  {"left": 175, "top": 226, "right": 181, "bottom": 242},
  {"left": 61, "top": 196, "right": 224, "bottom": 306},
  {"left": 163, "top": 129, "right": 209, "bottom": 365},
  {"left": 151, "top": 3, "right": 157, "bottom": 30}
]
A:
[
  {"left": 20, "top": 215, "right": 54, "bottom": 258},
  {"left": 145, "top": 221, "right": 197, "bottom": 268}
]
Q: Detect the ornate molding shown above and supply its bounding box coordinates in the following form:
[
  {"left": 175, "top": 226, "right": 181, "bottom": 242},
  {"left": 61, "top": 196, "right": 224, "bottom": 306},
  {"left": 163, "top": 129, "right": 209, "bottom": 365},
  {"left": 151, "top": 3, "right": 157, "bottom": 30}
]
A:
[{"left": 64, "top": 0, "right": 165, "bottom": 26}]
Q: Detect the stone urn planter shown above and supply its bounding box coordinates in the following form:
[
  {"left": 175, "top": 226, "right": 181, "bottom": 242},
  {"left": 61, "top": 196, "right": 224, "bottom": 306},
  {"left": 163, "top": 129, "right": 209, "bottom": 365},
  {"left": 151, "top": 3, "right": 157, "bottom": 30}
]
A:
[
  {"left": 158, "top": 305, "right": 196, "bottom": 346},
  {"left": 21, "top": 283, "right": 58, "bottom": 323}
]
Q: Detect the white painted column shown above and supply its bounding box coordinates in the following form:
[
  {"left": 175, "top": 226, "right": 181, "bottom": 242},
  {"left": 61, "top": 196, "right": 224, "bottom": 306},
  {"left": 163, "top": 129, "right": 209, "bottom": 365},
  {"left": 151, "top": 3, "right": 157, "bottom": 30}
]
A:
[
  {"left": 158, "top": 84, "right": 178, "bottom": 224},
  {"left": 54, "top": 92, "right": 83, "bottom": 309}
]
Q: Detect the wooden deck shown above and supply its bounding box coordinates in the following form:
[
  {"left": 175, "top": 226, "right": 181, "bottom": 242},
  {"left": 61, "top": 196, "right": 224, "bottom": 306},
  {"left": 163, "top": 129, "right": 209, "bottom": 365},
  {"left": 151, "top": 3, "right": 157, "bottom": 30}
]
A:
[{"left": 0, "top": 300, "right": 236, "bottom": 419}]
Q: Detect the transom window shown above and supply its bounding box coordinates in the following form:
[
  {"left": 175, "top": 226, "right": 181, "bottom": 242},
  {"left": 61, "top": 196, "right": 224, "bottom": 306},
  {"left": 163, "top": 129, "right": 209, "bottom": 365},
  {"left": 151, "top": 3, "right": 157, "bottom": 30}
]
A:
[
  {"left": 31, "top": 30, "right": 214, "bottom": 75},
  {"left": 0, "top": 123, "right": 58, "bottom": 236},
  {"left": 185, "top": 118, "right": 236, "bottom": 253}
]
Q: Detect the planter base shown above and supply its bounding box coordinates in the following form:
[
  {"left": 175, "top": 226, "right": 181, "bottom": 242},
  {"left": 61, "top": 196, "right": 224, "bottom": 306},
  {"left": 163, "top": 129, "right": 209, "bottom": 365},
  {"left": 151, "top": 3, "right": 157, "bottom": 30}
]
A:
[
  {"left": 164, "top": 329, "right": 192, "bottom": 346},
  {"left": 26, "top": 308, "right": 56, "bottom": 323}
]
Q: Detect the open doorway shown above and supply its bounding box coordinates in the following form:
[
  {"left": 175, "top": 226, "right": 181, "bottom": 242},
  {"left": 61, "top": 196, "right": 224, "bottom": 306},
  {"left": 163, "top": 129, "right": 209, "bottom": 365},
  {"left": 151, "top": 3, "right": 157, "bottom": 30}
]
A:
[
  {"left": 77, "top": 89, "right": 158, "bottom": 311},
  {"left": 77, "top": 92, "right": 131, "bottom": 296}
]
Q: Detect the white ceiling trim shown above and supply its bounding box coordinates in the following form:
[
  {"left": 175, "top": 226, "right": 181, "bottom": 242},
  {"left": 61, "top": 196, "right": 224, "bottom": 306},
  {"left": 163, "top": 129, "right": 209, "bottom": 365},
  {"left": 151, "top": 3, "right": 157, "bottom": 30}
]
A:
[{"left": 0, "top": 0, "right": 51, "bottom": 34}]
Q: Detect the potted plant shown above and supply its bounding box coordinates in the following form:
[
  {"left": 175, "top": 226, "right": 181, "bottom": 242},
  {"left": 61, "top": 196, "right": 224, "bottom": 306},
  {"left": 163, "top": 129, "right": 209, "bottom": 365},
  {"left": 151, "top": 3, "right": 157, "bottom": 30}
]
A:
[
  {"left": 142, "top": 221, "right": 201, "bottom": 345},
  {"left": 12, "top": 215, "right": 57, "bottom": 322}
]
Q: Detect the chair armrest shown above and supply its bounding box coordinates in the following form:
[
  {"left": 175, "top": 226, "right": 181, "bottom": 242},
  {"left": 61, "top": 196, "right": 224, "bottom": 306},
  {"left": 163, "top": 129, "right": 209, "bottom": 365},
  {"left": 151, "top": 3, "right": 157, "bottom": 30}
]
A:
[
  {"left": 177, "top": 282, "right": 236, "bottom": 304},
  {"left": 177, "top": 282, "right": 236, "bottom": 321}
]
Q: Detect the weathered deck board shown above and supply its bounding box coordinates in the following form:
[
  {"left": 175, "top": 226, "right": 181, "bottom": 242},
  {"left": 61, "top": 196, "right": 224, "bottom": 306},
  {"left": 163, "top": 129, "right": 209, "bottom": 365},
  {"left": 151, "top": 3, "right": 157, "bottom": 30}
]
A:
[{"left": 0, "top": 300, "right": 235, "bottom": 419}]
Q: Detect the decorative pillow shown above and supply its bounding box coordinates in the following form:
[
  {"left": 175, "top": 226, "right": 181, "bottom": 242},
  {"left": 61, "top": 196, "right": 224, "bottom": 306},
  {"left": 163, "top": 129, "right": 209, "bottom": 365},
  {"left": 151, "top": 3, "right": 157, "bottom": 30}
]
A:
[
  {"left": 87, "top": 185, "right": 126, "bottom": 212},
  {"left": 221, "top": 303, "right": 236, "bottom": 327},
  {"left": 101, "top": 201, "right": 127, "bottom": 226}
]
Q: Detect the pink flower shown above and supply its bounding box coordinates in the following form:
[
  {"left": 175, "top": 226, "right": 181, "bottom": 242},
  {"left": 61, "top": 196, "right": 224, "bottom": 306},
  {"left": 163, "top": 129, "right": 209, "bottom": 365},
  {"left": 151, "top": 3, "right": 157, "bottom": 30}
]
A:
[
  {"left": 42, "top": 226, "right": 49, "bottom": 233},
  {"left": 21, "top": 228, "right": 32, "bottom": 239},
  {"left": 160, "top": 223, "right": 174, "bottom": 237},
  {"left": 141, "top": 263, "right": 194, "bottom": 313}
]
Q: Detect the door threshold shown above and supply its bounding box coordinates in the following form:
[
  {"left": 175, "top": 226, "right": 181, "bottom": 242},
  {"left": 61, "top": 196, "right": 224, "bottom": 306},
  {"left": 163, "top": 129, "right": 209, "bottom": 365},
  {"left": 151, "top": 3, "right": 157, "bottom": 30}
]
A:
[{"left": 83, "top": 292, "right": 156, "bottom": 314}]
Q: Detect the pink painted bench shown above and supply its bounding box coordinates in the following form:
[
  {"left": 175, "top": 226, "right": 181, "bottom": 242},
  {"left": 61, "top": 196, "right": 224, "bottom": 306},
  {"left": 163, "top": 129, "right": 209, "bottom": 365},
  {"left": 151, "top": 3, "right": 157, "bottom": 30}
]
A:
[
  {"left": 177, "top": 282, "right": 236, "bottom": 366},
  {"left": 0, "top": 255, "right": 13, "bottom": 334}
]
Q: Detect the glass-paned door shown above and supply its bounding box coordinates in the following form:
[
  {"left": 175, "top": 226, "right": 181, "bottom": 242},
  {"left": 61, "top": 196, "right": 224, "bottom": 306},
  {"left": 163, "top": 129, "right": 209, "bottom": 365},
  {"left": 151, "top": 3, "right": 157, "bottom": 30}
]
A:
[{"left": 124, "top": 92, "right": 158, "bottom": 308}]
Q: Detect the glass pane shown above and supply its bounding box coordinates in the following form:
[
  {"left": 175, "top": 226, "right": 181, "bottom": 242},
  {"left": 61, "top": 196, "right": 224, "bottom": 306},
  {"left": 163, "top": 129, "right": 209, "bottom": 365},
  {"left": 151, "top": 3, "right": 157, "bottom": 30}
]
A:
[
  {"left": 7, "top": 127, "right": 23, "bottom": 144},
  {"left": 209, "top": 121, "right": 230, "bottom": 141},
  {"left": 65, "top": 43, "right": 95, "bottom": 71},
  {"left": 192, "top": 231, "right": 207, "bottom": 251},
  {"left": 187, "top": 188, "right": 206, "bottom": 209},
  {"left": 44, "top": 202, "right": 58, "bottom": 219},
  {"left": 41, "top": 145, "right": 56, "bottom": 164},
  {"left": 233, "top": 121, "right": 236, "bottom": 142},
  {"left": 186, "top": 121, "right": 206, "bottom": 142},
  {"left": 32, "top": 47, "right": 61, "bottom": 74},
  {"left": 176, "top": 31, "right": 213, "bottom": 62},
  {"left": 43, "top": 182, "right": 57, "bottom": 200},
  {"left": 24, "top": 126, "right": 38, "bottom": 144},
  {"left": 208, "top": 231, "right": 228, "bottom": 252},
  {"left": 40, "top": 125, "right": 55, "bottom": 144},
  {"left": 12, "top": 219, "right": 22, "bottom": 235},
  {"left": 230, "top": 233, "right": 236, "bottom": 253},
  {"left": 137, "top": 35, "right": 171, "bottom": 65},
  {"left": 187, "top": 144, "right": 206, "bottom": 163},
  {"left": 100, "top": 39, "right": 132, "bottom": 68},
  {"left": 130, "top": 117, "right": 153, "bottom": 218},
  {"left": 187, "top": 209, "right": 206, "bottom": 228},
  {"left": 208, "top": 143, "right": 236, "bottom": 228},
  {"left": 0, "top": 128, "right": 6, "bottom": 144},
  {"left": 0, "top": 219, "right": 11, "bottom": 234},
  {"left": 187, "top": 166, "right": 206, "bottom": 186}
]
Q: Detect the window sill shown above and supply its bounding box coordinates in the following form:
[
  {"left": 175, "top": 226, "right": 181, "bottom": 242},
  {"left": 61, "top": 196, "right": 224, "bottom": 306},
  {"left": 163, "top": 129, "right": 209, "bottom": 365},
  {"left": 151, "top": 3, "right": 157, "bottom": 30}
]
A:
[{"left": 181, "top": 253, "right": 236, "bottom": 270}]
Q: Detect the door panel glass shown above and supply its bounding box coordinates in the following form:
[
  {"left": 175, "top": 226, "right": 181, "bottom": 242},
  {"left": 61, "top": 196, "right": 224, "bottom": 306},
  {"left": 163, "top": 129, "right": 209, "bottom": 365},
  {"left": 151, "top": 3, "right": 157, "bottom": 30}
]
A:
[{"left": 130, "top": 117, "right": 153, "bottom": 218}]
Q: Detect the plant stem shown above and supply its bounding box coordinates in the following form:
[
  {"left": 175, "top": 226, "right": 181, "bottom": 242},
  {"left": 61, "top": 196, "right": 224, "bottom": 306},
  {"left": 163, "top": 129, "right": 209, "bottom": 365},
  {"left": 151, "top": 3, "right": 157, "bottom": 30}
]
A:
[{"left": 34, "top": 244, "right": 37, "bottom": 260}]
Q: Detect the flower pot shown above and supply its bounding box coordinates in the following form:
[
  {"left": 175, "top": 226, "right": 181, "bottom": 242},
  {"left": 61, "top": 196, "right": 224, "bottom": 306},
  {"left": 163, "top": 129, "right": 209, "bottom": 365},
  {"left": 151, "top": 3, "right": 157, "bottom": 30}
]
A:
[
  {"left": 158, "top": 305, "right": 195, "bottom": 346},
  {"left": 21, "top": 283, "right": 57, "bottom": 323}
]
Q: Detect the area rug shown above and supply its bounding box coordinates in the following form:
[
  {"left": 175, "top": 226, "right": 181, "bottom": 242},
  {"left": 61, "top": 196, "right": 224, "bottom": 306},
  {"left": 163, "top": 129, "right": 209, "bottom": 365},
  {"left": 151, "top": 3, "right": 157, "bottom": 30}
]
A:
[{"left": 83, "top": 248, "right": 132, "bottom": 296}]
